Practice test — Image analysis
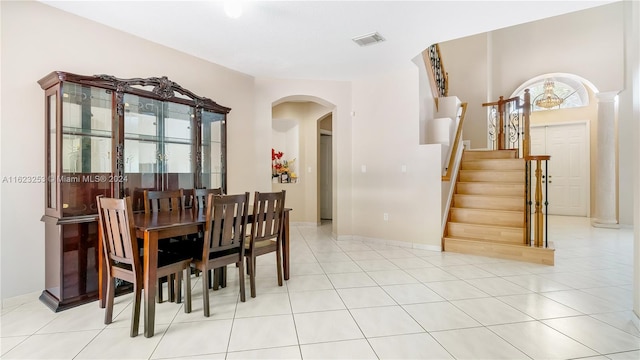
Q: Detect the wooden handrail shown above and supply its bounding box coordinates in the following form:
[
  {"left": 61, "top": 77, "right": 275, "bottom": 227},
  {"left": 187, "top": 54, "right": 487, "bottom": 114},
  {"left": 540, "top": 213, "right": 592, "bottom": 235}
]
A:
[
  {"left": 442, "top": 103, "right": 468, "bottom": 181},
  {"left": 524, "top": 155, "right": 550, "bottom": 161}
]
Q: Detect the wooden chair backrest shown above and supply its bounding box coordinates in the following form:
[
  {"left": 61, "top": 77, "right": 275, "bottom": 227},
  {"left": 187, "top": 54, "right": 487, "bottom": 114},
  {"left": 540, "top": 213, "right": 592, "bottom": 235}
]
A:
[
  {"left": 202, "top": 193, "right": 249, "bottom": 259},
  {"left": 96, "top": 195, "right": 139, "bottom": 273},
  {"left": 143, "top": 189, "right": 185, "bottom": 213},
  {"left": 129, "top": 187, "right": 153, "bottom": 212},
  {"left": 193, "top": 188, "right": 223, "bottom": 209},
  {"left": 251, "top": 190, "right": 286, "bottom": 243}
]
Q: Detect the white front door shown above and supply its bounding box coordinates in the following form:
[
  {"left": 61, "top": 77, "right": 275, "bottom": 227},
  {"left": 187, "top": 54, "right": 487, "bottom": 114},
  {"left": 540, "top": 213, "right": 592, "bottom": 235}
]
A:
[{"left": 530, "top": 122, "right": 589, "bottom": 216}]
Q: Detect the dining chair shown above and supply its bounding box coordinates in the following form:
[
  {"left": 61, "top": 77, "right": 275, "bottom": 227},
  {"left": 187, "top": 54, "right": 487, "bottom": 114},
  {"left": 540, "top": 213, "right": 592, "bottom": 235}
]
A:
[
  {"left": 143, "top": 189, "right": 185, "bottom": 213},
  {"left": 181, "top": 187, "right": 224, "bottom": 287},
  {"left": 129, "top": 187, "right": 153, "bottom": 212},
  {"left": 178, "top": 188, "right": 223, "bottom": 290},
  {"left": 245, "top": 190, "right": 286, "bottom": 298},
  {"left": 96, "top": 195, "right": 192, "bottom": 337},
  {"left": 193, "top": 188, "right": 223, "bottom": 209},
  {"left": 187, "top": 192, "right": 250, "bottom": 317},
  {"left": 143, "top": 189, "right": 186, "bottom": 302}
]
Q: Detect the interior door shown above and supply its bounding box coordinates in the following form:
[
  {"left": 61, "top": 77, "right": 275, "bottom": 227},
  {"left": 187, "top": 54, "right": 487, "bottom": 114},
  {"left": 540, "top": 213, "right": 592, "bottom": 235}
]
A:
[
  {"left": 530, "top": 122, "right": 588, "bottom": 216},
  {"left": 320, "top": 134, "right": 332, "bottom": 220}
]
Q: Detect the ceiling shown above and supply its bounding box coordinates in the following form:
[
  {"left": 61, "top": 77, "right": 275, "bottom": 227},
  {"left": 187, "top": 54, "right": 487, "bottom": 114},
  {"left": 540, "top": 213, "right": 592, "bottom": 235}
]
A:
[{"left": 41, "top": 1, "right": 616, "bottom": 81}]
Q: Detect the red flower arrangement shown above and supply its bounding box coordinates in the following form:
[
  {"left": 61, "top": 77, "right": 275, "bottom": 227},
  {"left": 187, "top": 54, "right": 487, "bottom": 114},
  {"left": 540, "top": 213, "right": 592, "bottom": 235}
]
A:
[
  {"left": 272, "top": 148, "right": 297, "bottom": 182},
  {"left": 272, "top": 148, "right": 284, "bottom": 175}
]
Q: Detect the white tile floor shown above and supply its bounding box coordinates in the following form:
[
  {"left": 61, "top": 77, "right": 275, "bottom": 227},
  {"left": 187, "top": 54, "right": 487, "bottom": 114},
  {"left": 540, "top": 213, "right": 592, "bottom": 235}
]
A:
[{"left": 1, "top": 216, "right": 639, "bottom": 359}]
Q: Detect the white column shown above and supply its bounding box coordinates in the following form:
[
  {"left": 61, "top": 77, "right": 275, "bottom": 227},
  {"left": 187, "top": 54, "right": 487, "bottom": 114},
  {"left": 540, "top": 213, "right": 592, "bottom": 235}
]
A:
[
  {"left": 592, "top": 91, "right": 620, "bottom": 228},
  {"left": 626, "top": 0, "right": 640, "bottom": 320}
]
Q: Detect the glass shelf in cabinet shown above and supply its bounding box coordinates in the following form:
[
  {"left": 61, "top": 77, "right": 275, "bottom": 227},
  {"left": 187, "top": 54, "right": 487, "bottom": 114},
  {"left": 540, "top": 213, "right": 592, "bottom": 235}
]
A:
[{"left": 61, "top": 126, "right": 112, "bottom": 138}]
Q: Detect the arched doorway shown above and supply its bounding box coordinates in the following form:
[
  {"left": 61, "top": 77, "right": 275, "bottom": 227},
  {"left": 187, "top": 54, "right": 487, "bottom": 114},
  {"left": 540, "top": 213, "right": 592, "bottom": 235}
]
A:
[{"left": 271, "top": 96, "right": 334, "bottom": 225}]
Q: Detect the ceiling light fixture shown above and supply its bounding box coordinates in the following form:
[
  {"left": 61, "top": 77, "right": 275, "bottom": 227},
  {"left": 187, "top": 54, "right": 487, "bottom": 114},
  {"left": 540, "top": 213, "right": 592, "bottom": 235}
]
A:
[
  {"left": 535, "top": 79, "right": 564, "bottom": 109},
  {"left": 224, "top": 1, "right": 243, "bottom": 19}
]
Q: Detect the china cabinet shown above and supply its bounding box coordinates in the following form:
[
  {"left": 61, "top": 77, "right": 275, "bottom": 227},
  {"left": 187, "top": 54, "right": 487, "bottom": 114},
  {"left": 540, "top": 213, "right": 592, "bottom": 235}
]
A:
[{"left": 38, "top": 71, "right": 229, "bottom": 311}]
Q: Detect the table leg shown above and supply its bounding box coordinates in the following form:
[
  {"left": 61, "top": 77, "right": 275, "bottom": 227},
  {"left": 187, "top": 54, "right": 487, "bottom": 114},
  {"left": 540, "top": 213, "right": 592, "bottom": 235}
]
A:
[
  {"left": 283, "top": 210, "right": 290, "bottom": 280},
  {"left": 212, "top": 267, "right": 227, "bottom": 290},
  {"left": 144, "top": 231, "right": 158, "bottom": 338}
]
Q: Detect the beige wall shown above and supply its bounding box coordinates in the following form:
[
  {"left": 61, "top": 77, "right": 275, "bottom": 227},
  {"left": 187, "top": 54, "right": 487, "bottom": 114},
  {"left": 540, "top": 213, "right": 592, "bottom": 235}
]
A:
[
  {"left": 272, "top": 102, "right": 332, "bottom": 224},
  {"left": 352, "top": 67, "right": 442, "bottom": 249},
  {"left": 491, "top": 3, "right": 624, "bottom": 95},
  {"left": 438, "top": 33, "right": 489, "bottom": 149},
  {"left": 0, "top": 1, "right": 256, "bottom": 300}
]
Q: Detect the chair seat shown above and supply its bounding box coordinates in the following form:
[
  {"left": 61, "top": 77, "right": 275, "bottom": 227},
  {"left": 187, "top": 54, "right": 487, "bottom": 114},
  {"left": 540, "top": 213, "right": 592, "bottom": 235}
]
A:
[
  {"left": 157, "top": 251, "right": 192, "bottom": 268},
  {"left": 165, "top": 236, "right": 241, "bottom": 263},
  {"left": 245, "top": 238, "right": 277, "bottom": 250},
  {"left": 161, "top": 237, "right": 203, "bottom": 257},
  {"left": 193, "top": 247, "right": 240, "bottom": 263}
]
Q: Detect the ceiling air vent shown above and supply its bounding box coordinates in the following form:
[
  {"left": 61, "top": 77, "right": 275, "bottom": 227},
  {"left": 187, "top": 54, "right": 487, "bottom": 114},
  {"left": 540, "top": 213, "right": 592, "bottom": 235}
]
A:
[{"left": 352, "top": 32, "right": 385, "bottom": 47}]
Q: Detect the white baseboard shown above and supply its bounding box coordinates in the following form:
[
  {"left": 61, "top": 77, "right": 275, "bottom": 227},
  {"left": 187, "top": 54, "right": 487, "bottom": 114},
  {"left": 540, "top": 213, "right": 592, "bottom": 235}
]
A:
[
  {"left": 291, "top": 221, "right": 319, "bottom": 227},
  {"left": 346, "top": 235, "right": 442, "bottom": 251}
]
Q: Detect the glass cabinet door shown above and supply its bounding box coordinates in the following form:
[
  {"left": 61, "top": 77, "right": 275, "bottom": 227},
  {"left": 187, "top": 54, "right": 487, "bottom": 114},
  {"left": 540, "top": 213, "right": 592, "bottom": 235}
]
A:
[
  {"left": 201, "top": 110, "right": 225, "bottom": 190},
  {"left": 46, "top": 90, "right": 57, "bottom": 212},
  {"left": 123, "top": 93, "right": 195, "bottom": 198},
  {"left": 60, "top": 83, "right": 112, "bottom": 216},
  {"left": 164, "top": 102, "right": 195, "bottom": 190}
]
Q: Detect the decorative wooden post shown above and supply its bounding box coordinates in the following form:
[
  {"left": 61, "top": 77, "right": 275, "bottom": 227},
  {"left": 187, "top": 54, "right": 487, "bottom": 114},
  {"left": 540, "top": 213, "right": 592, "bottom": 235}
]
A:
[
  {"left": 497, "top": 96, "right": 505, "bottom": 149},
  {"left": 522, "top": 90, "right": 531, "bottom": 158},
  {"left": 526, "top": 155, "right": 550, "bottom": 247}
]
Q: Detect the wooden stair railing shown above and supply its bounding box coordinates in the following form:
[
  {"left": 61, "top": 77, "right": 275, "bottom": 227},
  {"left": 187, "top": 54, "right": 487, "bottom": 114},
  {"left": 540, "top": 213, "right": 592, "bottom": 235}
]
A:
[
  {"left": 437, "top": 84, "right": 554, "bottom": 263},
  {"left": 482, "top": 90, "right": 552, "bottom": 251},
  {"left": 482, "top": 89, "right": 532, "bottom": 158},
  {"left": 422, "top": 43, "right": 448, "bottom": 109}
]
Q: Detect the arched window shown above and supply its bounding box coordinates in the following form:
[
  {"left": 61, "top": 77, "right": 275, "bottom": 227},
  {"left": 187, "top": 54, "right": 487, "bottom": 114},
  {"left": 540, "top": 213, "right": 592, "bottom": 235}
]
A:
[{"left": 512, "top": 75, "right": 590, "bottom": 112}]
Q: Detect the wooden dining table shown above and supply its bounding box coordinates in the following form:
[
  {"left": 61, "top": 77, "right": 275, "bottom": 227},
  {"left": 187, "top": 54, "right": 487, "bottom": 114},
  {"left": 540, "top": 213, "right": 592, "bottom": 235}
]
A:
[{"left": 98, "top": 207, "right": 291, "bottom": 338}]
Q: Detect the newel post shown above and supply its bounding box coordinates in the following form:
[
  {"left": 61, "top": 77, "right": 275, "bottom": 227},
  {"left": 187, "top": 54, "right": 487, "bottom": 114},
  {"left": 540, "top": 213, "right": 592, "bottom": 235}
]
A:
[{"left": 526, "top": 155, "right": 550, "bottom": 247}]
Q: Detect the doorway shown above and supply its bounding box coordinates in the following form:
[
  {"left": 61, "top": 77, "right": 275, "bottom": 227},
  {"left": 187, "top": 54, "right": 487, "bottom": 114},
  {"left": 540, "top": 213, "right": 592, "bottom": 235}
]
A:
[
  {"left": 320, "top": 134, "right": 332, "bottom": 220},
  {"left": 319, "top": 114, "right": 333, "bottom": 221},
  {"left": 530, "top": 122, "right": 589, "bottom": 216}
]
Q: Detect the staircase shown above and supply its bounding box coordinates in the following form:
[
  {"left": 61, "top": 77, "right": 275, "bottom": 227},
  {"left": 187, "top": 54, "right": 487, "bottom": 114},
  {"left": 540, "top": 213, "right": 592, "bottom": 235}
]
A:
[{"left": 443, "top": 149, "right": 554, "bottom": 265}]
